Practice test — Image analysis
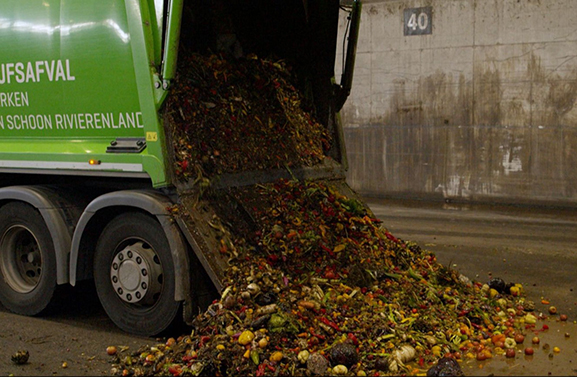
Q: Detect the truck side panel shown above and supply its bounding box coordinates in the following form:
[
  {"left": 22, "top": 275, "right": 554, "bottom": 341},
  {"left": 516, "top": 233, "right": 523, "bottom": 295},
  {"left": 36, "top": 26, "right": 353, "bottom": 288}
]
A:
[
  {"left": 1, "top": 1, "right": 141, "bottom": 137},
  {"left": 0, "top": 0, "right": 169, "bottom": 186}
]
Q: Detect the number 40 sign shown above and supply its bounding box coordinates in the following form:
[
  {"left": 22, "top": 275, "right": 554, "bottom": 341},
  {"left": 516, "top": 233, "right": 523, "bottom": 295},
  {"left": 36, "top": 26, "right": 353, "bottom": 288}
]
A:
[{"left": 404, "top": 7, "right": 432, "bottom": 36}]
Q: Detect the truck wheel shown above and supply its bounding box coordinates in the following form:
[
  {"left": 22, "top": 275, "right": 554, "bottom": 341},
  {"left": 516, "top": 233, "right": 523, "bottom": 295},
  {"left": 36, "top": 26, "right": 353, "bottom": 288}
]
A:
[
  {"left": 0, "top": 202, "right": 58, "bottom": 315},
  {"left": 93, "top": 212, "right": 181, "bottom": 336}
]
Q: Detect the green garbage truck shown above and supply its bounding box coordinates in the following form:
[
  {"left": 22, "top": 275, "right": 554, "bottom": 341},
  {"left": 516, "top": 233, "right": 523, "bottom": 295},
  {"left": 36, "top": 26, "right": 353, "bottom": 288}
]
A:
[{"left": 0, "top": 0, "right": 360, "bottom": 336}]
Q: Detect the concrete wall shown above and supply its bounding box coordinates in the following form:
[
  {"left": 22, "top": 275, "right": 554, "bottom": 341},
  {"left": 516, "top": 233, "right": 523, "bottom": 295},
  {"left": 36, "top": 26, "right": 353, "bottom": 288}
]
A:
[{"left": 338, "top": 0, "right": 577, "bottom": 206}]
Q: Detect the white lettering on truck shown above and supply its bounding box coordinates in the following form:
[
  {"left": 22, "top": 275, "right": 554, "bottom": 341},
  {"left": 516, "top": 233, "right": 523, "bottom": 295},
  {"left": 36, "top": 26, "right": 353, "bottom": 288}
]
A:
[
  {"left": 35, "top": 61, "right": 44, "bottom": 82},
  {"left": 54, "top": 112, "right": 143, "bottom": 130},
  {"left": 0, "top": 92, "right": 29, "bottom": 107},
  {"left": 4, "top": 115, "right": 52, "bottom": 130},
  {"left": 0, "top": 60, "right": 75, "bottom": 84},
  {"left": 1, "top": 112, "right": 142, "bottom": 132},
  {"left": 15, "top": 63, "right": 24, "bottom": 83}
]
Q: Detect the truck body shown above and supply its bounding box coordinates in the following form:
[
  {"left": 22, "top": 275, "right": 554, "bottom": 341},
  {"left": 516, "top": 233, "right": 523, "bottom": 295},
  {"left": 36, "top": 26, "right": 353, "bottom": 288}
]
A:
[{"left": 0, "top": 0, "right": 360, "bottom": 335}]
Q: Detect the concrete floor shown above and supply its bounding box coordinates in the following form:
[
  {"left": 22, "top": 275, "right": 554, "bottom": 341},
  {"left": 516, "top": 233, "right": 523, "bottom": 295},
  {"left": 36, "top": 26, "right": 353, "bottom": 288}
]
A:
[
  {"left": 0, "top": 197, "right": 576, "bottom": 376},
  {"left": 366, "top": 197, "right": 577, "bottom": 376}
]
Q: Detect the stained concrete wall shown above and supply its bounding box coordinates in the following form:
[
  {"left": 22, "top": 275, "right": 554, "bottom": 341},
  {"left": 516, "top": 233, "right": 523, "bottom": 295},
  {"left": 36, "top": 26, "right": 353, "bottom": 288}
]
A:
[{"left": 338, "top": 0, "right": 577, "bottom": 206}]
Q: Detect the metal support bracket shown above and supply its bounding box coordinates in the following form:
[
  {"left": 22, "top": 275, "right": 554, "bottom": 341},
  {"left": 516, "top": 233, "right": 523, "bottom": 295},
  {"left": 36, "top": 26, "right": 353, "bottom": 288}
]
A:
[{"left": 106, "top": 137, "right": 147, "bottom": 153}]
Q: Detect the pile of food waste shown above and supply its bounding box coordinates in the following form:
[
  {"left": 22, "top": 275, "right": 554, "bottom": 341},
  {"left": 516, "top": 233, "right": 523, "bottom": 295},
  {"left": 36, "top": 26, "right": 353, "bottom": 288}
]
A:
[
  {"left": 165, "top": 51, "right": 330, "bottom": 179},
  {"left": 109, "top": 178, "right": 553, "bottom": 376},
  {"left": 108, "top": 52, "right": 558, "bottom": 376}
]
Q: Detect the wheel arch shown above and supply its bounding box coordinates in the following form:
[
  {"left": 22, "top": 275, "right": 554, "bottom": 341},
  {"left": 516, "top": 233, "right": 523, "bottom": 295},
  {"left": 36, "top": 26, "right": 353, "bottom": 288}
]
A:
[
  {"left": 0, "top": 186, "right": 75, "bottom": 285},
  {"left": 69, "top": 190, "right": 191, "bottom": 303}
]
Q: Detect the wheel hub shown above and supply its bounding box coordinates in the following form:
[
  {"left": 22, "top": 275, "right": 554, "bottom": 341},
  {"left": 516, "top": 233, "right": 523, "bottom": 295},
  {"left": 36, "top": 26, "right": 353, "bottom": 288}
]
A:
[
  {"left": 0, "top": 225, "right": 42, "bottom": 294},
  {"left": 110, "top": 242, "right": 162, "bottom": 304}
]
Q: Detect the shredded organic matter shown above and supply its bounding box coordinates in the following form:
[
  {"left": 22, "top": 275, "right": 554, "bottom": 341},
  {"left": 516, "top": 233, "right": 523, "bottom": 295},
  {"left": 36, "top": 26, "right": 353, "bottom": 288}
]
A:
[
  {"left": 109, "top": 52, "right": 549, "bottom": 376},
  {"left": 165, "top": 51, "right": 330, "bottom": 180},
  {"left": 110, "top": 179, "right": 543, "bottom": 376}
]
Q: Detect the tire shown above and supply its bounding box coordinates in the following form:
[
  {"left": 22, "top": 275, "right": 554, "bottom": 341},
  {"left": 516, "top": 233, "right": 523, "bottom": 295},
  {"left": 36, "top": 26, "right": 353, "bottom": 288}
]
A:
[
  {"left": 93, "top": 212, "right": 181, "bottom": 336},
  {"left": 0, "top": 202, "right": 58, "bottom": 315}
]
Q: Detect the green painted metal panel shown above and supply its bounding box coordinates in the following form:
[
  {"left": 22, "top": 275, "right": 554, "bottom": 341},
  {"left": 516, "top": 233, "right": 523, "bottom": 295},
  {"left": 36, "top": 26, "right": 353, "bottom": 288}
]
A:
[
  {"left": 1, "top": 0, "right": 141, "bottom": 138},
  {"left": 0, "top": 0, "right": 170, "bottom": 186}
]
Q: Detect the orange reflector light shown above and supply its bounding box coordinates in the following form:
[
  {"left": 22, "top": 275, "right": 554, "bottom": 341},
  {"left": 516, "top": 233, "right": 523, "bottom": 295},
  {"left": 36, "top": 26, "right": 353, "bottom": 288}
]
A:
[{"left": 89, "top": 159, "right": 101, "bottom": 165}]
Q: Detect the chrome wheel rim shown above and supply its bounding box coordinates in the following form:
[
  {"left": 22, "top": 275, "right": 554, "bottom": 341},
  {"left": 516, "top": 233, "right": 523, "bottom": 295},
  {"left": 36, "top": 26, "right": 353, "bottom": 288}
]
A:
[{"left": 110, "top": 241, "right": 163, "bottom": 306}]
